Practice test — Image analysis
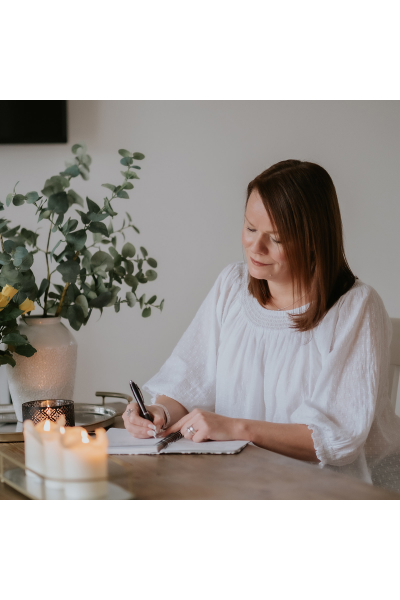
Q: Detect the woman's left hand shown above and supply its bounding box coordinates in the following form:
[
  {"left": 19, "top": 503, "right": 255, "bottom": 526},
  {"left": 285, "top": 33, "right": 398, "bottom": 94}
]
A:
[{"left": 162, "top": 408, "right": 237, "bottom": 442}]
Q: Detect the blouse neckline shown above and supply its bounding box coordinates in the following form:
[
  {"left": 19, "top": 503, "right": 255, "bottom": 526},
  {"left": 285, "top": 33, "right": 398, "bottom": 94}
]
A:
[{"left": 238, "top": 262, "right": 310, "bottom": 329}]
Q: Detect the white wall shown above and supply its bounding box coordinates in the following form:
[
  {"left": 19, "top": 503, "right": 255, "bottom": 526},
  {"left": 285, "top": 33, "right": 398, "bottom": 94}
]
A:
[{"left": 0, "top": 101, "right": 399, "bottom": 405}]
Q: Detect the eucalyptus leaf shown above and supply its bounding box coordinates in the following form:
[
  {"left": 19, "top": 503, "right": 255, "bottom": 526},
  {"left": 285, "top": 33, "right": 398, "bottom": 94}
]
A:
[
  {"left": 145, "top": 269, "right": 157, "bottom": 281},
  {"left": 142, "top": 307, "right": 151, "bottom": 318},
  {"left": 159, "top": 299, "right": 164, "bottom": 312},
  {"left": 0, "top": 264, "right": 19, "bottom": 284},
  {"left": 116, "top": 190, "right": 129, "bottom": 199},
  {"left": 76, "top": 210, "right": 91, "bottom": 225},
  {"left": 26, "top": 191, "right": 39, "bottom": 203},
  {"left": 120, "top": 157, "right": 133, "bottom": 166},
  {"left": 124, "top": 259, "right": 134, "bottom": 275},
  {"left": 6, "top": 193, "right": 13, "bottom": 207},
  {"left": 140, "top": 246, "right": 148, "bottom": 258},
  {"left": 132, "top": 153, "right": 145, "bottom": 160},
  {"left": 118, "top": 149, "right": 132, "bottom": 157},
  {"left": 0, "top": 252, "right": 11, "bottom": 265},
  {"left": 104, "top": 198, "right": 118, "bottom": 217},
  {"left": 114, "top": 299, "right": 121, "bottom": 313},
  {"left": 89, "top": 291, "right": 113, "bottom": 309},
  {"left": 79, "top": 164, "right": 90, "bottom": 180},
  {"left": 101, "top": 183, "right": 116, "bottom": 192},
  {"left": 126, "top": 292, "right": 136, "bottom": 307},
  {"left": 121, "top": 242, "right": 135, "bottom": 258},
  {"left": 90, "top": 251, "right": 114, "bottom": 272},
  {"left": 60, "top": 165, "right": 80, "bottom": 177},
  {"left": 37, "top": 278, "right": 50, "bottom": 299},
  {"left": 19, "top": 253, "right": 34, "bottom": 271},
  {"left": 124, "top": 275, "right": 138, "bottom": 291},
  {"left": 48, "top": 192, "right": 69, "bottom": 214},
  {"left": 121, "top": 171, "right": 139, "bottom": 180},
  {"left": 56, "top": 260, "right": 80, "bottom": 283},
  {"left": 87, "top": 198, "right": 101, "bottom": 213},
  {"left": 75, "top": 294, "right": 89, "bottom": 318},
  {"left": 38, "top": 209, "right": 52, "bottom": 221},
  {"left": 67, "top": 189, "right": 84, "bottom": 207},
  {"left": 12, "top": 194, "right": 26, "bottom": 206},
  {"left": 66, "top": 229, "right": 87, "bottom": 251},
  {"left": 88, "top": 222, "right": 108, "bottom": 236},
  {"left": 147, "top": 295, "right": 157, "bottom": 305},
  {"left": 14, "top": 344, "right": 37, "bottom": 357},
  {"left": 3, "top": 332, "right": 29, "bottom": 346},
  {"left": 3, "top": 226, "right": 21, "bottom": 238},
  {"left": 3, "top": 240, "right": 18, "bottom": 253},
  {"left": 0, "top": 305, "right": 24, "bottom": 322},
  {"left": 67, "top": 304, "right": 85, "bottom": 331},
  {"left": 87, "top": 212, "right": 108, "bottom": 222},
  {"left": 138, "top": 294, "right": 146, "bottom": 309},
  {"left": 20, "top": 228, "right": 39, "bottom": 246},
  {"left": 147, "top": 257, "right": 157, "bottom": 268},
  {"left": 108, "top": 247, "right": 119, "bottom": 260}
]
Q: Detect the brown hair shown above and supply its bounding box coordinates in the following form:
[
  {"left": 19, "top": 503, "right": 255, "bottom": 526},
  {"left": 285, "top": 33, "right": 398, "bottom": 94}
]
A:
[{"left": 246, "top": 159, "right": 357, "bottom": 332}]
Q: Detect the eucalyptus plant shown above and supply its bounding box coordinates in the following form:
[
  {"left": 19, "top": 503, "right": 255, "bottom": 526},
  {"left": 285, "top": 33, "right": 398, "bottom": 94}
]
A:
[{"left": 0, "top": 144, "right": 164, "bottom": 343}]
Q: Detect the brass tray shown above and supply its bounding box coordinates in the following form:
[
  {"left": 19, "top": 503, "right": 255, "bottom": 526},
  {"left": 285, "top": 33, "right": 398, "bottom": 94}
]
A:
[{"left": 0, "top": 403, "right": 119, "bottom": 442}]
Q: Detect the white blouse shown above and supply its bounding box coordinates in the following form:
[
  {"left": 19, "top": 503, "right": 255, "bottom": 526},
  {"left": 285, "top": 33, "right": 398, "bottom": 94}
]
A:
[{"left": 143, "top": 261, "right": 400, "bottom": 492}]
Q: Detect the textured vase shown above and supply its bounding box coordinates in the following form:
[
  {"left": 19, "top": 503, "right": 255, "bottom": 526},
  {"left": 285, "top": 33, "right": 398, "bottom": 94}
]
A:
[{"left": 7, "top": 316, "right": 77, "bottom": 422}]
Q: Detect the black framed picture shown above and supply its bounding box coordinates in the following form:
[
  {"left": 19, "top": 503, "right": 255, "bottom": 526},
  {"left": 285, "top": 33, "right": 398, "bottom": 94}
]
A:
[{"left": 0, "top": 100, "right": 67, "bottom": 144}]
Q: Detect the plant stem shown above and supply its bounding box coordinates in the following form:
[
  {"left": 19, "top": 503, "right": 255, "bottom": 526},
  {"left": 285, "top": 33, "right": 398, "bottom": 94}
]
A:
[
  {"left": 55, "top": 251, "right": 79, "bottom": 317},
  {"left": 55, "top": 283, "right": 70, "bottom": 316},
  {"left": 0, "top": 233, "right": 4, "bottom": 253},
  {"left": 42, "top": 221, "right": 53, "bottom": 316}
]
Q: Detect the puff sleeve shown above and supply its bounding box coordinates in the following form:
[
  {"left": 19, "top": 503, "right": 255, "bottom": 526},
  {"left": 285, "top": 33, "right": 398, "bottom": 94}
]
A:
[{"left": 290, "top": 284, "right": 392, "bottom": 466}]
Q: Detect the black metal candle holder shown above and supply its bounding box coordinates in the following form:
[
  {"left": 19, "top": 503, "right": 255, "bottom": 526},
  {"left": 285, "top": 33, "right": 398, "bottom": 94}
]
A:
[{"left": 22, "top": 400, "right": 75, "bottom": 427}]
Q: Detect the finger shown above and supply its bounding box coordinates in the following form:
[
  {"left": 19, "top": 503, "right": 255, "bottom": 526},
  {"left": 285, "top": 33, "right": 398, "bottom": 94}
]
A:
[
  {"left": 163, "top": 412, "right": 195, "bottom": 436},
  {"left": 123, "top": 418, "right": 157, "bottom": 439}
]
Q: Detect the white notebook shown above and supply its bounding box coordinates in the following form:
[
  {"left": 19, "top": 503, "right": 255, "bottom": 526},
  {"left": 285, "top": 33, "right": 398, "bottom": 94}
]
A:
[{"left": 106, "top": 428, "right": 248, "bottom": 455}]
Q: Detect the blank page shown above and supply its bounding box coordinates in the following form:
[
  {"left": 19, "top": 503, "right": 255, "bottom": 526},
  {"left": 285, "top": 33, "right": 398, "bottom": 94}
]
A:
[{"left": 106, "top": 428, "right": 248, "bottom": 455}]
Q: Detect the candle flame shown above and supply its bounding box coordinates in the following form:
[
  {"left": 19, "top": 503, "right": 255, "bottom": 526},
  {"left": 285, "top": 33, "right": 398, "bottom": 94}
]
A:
[
  {"left": 44, "top": 420, "right": 51, "bottom": 432},
  {"left": 81, "top": 430, "right": 89, "bottom": 444}
]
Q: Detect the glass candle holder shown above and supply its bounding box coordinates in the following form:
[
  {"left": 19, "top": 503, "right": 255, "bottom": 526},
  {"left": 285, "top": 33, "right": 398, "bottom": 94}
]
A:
[{"left": 22, "top": 399, "right": 75, "bottom": 427}]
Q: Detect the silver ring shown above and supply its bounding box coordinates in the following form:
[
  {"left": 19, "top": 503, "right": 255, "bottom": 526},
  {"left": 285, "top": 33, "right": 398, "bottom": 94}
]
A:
[{"left": 186, "top": 425, "right": 196, "bottom": 435}]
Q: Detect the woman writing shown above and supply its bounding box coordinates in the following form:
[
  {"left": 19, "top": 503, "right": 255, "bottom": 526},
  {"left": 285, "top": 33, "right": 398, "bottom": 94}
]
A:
[{"left": 123, "top": 160, "right": 400, "bottom": 490}]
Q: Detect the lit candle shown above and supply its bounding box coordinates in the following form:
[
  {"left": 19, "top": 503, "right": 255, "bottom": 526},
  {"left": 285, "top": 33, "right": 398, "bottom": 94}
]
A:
[
  {"left": 41, "top": 419, "right": 66, "bottom": 490},
  {"left": 24, "top": 417, "right": 65, "bottom": 487},
  {"left": 23, "top": 420, "right": 45, "bottom": 480},
  {"left": 61, "top": 427, "right": 108, "bottom": 500}
]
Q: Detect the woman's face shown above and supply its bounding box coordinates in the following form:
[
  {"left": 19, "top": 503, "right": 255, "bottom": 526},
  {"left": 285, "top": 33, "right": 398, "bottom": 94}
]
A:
[{"left": 242, "top": 189, "right": 291, "bottom": 284}]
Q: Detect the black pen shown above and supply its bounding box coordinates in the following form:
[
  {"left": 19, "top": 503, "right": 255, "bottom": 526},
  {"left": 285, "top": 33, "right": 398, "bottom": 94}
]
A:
[{"left": 129, "top": 380, "right": 154, "bottom": 422}]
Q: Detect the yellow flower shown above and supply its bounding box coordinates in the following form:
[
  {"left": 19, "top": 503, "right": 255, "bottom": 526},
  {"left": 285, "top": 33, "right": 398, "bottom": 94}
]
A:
[
  {"left": 0, "top": 285, "right": 18, "bottom": 311},
  {"left": 19, "top": 298, "right": 35, "bottom": 315}
]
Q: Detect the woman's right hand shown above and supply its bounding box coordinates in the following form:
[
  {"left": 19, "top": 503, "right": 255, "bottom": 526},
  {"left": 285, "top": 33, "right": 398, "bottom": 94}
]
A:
[{"left": 122, "top": 403, "right": 166, "bottom": 438}]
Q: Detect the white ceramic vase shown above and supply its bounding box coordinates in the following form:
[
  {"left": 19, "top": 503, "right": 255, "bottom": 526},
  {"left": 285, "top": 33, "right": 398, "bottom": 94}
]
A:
[{"left": 7, "top": 316, "right": 78, "bottom": 422}]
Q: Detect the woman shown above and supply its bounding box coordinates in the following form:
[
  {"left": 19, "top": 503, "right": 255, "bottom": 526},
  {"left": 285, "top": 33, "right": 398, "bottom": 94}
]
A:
[{"left": 123, "top": 159, "right": 400, "bottom": 491}]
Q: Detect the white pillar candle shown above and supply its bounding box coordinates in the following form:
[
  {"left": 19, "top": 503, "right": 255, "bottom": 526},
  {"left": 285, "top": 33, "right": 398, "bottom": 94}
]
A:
[
  {"left": 41, "top": 419, "right": 66, "bottom": 490},
  {"left": 23, "top": 421, "right": 44, "bottom": 481},
  {"left": 61, "top": 427, "right": 108, "bottom": 500}
]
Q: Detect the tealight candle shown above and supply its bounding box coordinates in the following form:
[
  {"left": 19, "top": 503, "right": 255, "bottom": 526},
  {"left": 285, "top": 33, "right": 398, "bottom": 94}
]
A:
[{"left": 61, "top": 427, "right": 108, "bottom": 500}]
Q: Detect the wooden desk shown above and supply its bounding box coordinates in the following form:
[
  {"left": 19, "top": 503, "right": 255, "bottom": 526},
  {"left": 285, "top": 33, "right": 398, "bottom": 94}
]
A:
[{"left": 1, "top": 415, "right": 399, "bottom": 500}]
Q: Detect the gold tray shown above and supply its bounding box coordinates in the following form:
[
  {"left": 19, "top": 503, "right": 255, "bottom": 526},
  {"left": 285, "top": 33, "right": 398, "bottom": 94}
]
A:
[{"left": 0, "top": 403, "right": 119, "bottom": 442}]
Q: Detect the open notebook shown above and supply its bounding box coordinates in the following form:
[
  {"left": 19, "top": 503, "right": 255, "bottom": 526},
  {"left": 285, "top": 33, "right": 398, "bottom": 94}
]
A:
[{"left": 106, "top": 428, "right": 248, "bottom": 455}]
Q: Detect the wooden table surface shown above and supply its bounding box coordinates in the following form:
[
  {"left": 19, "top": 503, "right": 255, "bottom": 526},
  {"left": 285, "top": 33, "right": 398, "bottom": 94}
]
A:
[{"left": 1, "top": 411, "right": 399, "bottom": 500}]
